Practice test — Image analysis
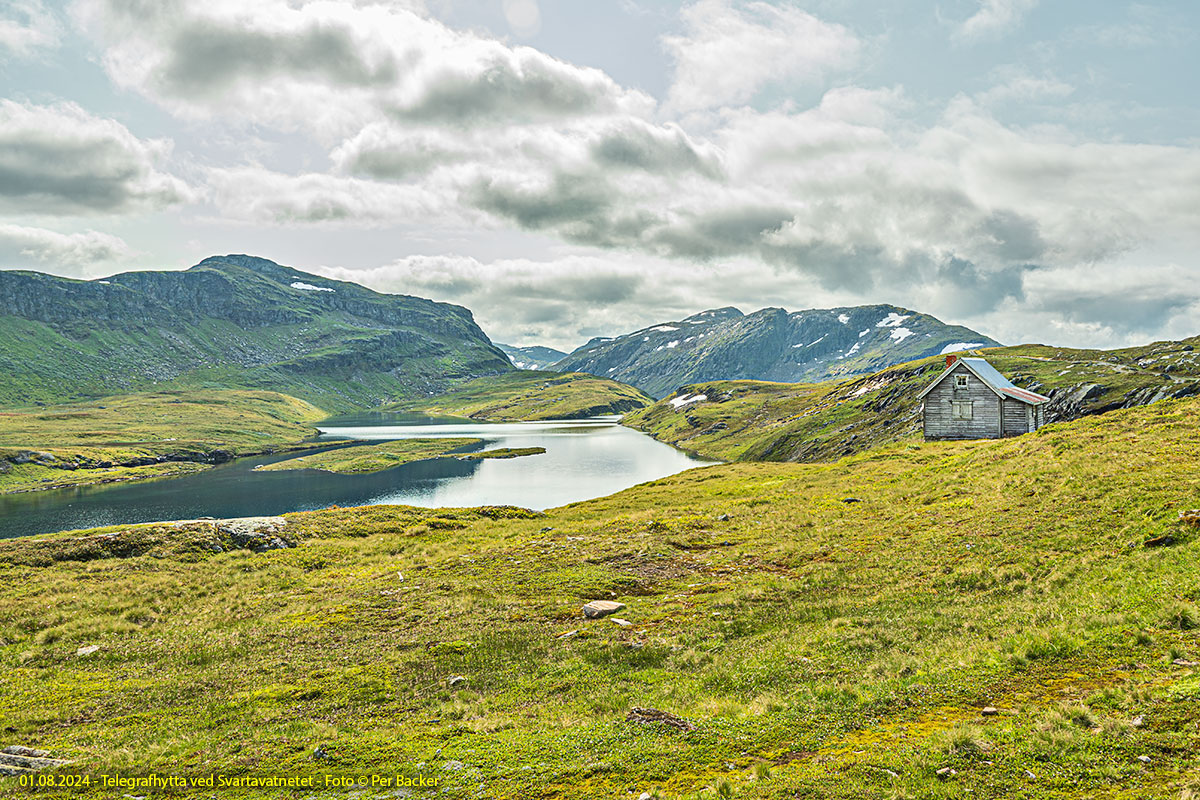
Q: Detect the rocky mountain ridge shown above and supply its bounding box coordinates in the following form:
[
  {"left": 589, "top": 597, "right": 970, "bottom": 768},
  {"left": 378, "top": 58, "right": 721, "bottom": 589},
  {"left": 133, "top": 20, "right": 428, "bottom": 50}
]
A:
[{"left": 553, "top": 304, "right": 999, "bottom": 398}]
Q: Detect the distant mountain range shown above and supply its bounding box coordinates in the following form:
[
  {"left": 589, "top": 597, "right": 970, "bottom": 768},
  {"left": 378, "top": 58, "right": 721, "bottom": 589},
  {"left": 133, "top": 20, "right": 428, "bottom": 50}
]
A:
[
  {"left": 552, "top": 305, "right": 1000, "bottom": 398},
  {"left": 0, "top": 255, "right": 511, "bottom": 410},
  {"left": 496, "top": 343, "right": 567, "bottom": 371}
]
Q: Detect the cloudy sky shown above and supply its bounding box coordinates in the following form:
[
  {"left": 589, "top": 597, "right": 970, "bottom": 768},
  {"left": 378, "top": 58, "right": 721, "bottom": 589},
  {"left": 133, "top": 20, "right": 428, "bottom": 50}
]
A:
[{"left": 1, "top": 0, "right": 1197, "bottom": 351}]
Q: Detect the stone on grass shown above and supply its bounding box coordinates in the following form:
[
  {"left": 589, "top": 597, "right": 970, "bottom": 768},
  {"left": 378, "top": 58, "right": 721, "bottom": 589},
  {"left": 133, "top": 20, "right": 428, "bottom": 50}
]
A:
[
  {"left": 447, "top": 675, "right": 467, "bottom": 688},
  {"left": 981, "top": 706, "right": 999, "bottom": 716},
  {"left": 1137, "top": 755, "right": 1151, "bottom": 764},
  {"left": 582, "top": 600, "right": 625, "bottom": 619},
  {"left": 626, "top": 707, "right": 694, "bottom": 732},
  {"left": 557, "top": 630, "right": 579, "bottom": 640},
  {"left": 610, "top": 618, "right": 633, "bottom": 627},
  {"left": 75, "top": 645, "right": 101, "bottom": 657},
  {"left": 935, "top": 767, "right": 957, "bottom": 778}
]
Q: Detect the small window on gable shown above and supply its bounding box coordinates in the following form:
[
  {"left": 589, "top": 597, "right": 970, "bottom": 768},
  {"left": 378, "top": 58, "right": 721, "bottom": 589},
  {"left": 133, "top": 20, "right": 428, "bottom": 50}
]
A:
[{"left": 955, "top": 375, "right": 969, "bottom": 388}]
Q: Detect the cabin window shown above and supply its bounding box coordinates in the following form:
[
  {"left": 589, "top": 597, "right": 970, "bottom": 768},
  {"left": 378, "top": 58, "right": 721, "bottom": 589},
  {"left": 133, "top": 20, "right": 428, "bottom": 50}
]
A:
[
  {"left": 955, "top": 375, "right": 969, "bottom": 388},
  {"left": 952, "top": 400, "right": 973, "bottom": 419}
]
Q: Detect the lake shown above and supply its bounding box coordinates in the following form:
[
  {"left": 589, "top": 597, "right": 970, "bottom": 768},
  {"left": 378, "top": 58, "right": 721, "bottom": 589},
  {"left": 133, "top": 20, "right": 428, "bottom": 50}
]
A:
[{"left": 0, "top": 414, "right": 717, "bottom": 539}]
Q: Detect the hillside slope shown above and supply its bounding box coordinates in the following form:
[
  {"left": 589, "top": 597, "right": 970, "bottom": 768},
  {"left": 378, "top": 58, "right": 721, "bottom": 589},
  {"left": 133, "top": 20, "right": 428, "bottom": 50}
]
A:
[
  {"left": 625, "top": 337, "right": 1200, "bottom": 462},
  {"left": 2, "top": 398, "right": 1199, "bottom": 798},
  {"left": 553, "top": 304, "right": 999, "bottom": 398},
  {"left": 0, "top": 255, "right": 511, "bottom": 411}
]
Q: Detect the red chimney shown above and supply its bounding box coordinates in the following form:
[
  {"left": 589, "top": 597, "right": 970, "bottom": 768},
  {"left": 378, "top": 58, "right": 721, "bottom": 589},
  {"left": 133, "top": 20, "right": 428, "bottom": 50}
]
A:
[{"left": 946, "top": 354, "right": 958, "bottom": 368}]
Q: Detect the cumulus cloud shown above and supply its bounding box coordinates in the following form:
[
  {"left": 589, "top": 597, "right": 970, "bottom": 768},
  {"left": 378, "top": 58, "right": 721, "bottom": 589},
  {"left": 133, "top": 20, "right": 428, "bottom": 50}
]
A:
[
  {"left": 73, "top": 0, "right": 653, "bottom": 138},
  {"left": 954, "top": 0, "right": 1039, "bottom": 42},
  {"left": 0, "top": 100, "right": 190, "bottom": 214},
  {"left": 662, "top": 0, "right": 861, "bottom": 113},
  {"left": 204, "top": 165, "right": 453, "bottom": 225},
  {"left": 0, "top": 0, "right": 62, "bottom": 58},
  {"left": 311, "top": 251, "right": 818, "bottom": 350},
  {"left": 0, "top": 224, "right": 133, "bottom": 273}
]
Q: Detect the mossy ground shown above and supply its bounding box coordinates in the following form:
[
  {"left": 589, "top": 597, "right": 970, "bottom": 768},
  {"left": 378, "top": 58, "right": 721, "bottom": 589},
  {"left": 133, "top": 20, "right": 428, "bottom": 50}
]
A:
[
  {"left": 0, "top": 390, "right": 327, "bottom": 494},
  {"left": 384, "top": 372, "right": 653, "bottom": 421},
  {"left": 1, "top": 399, "right": 1198, "bottom": 798}
]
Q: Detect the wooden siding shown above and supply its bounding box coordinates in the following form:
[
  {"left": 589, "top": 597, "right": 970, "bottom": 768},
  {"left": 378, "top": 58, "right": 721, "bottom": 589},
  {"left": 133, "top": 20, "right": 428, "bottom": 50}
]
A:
[
  {"left": 1002, "top": 397, "right": 1032, "bottom": 436},
  {"left": 923, "top": 362, "right": 1004, "bottom": 440}
]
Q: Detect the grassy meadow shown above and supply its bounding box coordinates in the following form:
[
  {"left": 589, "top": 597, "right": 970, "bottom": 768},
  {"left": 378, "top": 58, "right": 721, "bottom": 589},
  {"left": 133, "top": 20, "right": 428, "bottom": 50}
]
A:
[
  {"left": 0, "top": 391, "right": 328, "bottom": 494},
  {"left": 0, "top": 398, "right": 1198, "bottom": 798}
]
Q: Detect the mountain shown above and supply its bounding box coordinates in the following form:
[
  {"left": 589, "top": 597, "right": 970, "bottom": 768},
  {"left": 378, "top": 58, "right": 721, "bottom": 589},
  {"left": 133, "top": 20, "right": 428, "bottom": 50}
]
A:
[
  {"left": 625, "top": 336, "right": 1200, "bottom": 463},
  {"left": 495, "top": 343, "right": 567, "bottom": 371},
  {"left": 0, "top": 255, "right": 512, "bottom": 410},
  {"left": 551, "top": 305, "right": 1000, "bottom": 398}
]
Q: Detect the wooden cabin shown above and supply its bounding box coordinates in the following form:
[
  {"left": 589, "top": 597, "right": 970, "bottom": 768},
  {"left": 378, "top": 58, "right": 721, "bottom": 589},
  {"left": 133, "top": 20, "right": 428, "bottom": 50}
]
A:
[{"left": 918, "top": 355, "right": 1049, "bottom": 440}]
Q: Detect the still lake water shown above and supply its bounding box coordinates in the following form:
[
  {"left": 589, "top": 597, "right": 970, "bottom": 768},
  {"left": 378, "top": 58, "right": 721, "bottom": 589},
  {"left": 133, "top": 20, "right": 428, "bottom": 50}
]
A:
[{"left": 0, "top": 414, "right": 716, "bottom": 539}]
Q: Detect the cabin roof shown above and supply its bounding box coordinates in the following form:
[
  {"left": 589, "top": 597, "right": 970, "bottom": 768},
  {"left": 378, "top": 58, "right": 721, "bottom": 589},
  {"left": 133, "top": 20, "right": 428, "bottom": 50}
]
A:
[{"left": 916, "top": 357, "right": 1050, "bottom": 405}]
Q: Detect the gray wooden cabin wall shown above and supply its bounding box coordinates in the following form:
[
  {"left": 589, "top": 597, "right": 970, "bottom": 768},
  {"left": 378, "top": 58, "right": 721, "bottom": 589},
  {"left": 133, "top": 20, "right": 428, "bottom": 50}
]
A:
[{"left": 922, "top": 363, "right": 1006, "bottom": 440}]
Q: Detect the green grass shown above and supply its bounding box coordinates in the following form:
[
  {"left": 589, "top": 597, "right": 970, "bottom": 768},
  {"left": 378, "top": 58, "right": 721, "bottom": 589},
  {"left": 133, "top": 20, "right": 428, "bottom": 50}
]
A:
[
  {"left": 385, "top": 371, "right": 654, "bottom": 421},
  {"left": 255, "top": 438, "right": 485, "bottom": 474},
  {"left": 0, "top": 390, "right": 328, "bottom": 494},
  {"left": 1, "top": 398, "right": 1199, "bottom": 798},
  {"left": 624, "top": 337, "right": 1200, "bottom": 463},
  {"left": 258, "top": 441, "right": 547, "bottom": 474},
  {"left": 458, "top": 446, "right": 547, "bottom": 460}
]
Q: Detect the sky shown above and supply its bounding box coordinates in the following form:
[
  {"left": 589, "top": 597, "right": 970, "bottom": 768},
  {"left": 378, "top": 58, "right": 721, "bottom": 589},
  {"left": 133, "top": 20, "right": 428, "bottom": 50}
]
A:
[{"left": 1, "top": 0, "right": 1197, "bottom": 352}]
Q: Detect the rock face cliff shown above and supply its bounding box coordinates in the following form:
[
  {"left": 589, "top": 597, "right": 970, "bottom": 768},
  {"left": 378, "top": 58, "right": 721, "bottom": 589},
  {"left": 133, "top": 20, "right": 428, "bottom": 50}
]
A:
[
  {"left": 553, "top": 305, "right": 999, "bottom": 398},
  {"left": 0, "top": 255, "right": 512, "bottom": 409}
]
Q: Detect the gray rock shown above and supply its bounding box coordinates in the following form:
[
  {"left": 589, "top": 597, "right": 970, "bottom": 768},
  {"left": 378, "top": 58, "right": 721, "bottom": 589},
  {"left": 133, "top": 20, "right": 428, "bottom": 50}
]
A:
[
  {"left": 442, "top": 760, "right": 464, "bottom": 772},
  {"left": 1137, "top": 755, "right": 1151, "bottom": 764},
  {"left": 75, "top": 645, "right": 101, "bottom": 657},
  {"left": 610, "top": 618, "right": 633, "bottom": 627},
  {"left": 582, "top": 600, "right": 626, "bottom": 619},
  {"left": 447, "top": 675, "right": 467, "bottom": 688}
]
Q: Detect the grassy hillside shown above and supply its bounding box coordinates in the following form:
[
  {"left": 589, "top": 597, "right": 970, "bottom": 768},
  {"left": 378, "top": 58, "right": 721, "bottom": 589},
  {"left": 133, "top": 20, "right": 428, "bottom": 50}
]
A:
[
  {"left": 0, "top": 255, "right": 512, "bottom": 411},
  {"left": 385, "top": 371, "right": 653, "bottom": 421},
  {"left": 0, "top": 390, "right": 327, "bottom": 493},
  {"left": 1, "top": 399, "right": 1199, "bottom": 798},
  {"left": 624, "top": 338, "right": 1200, "bottom": 463}
]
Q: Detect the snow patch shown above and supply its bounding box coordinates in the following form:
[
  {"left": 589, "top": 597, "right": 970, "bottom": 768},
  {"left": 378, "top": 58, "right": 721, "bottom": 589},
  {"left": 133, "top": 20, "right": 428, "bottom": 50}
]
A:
[
  {"left": 858, "top": 328, "right": 870, "bottom": 338},
  {"left": 876, "top": 312, "right": 910, "bottom": 328},
  {"left": 666, "top": 340, "right": 680, "bottom": 348},
  {"left": 940, "top": 342, "right": 984, "bottom": 355},
  {"left": 795, "top": 334, "right": 827, "bottom": 348},
  {"left": 889, "top": 327, "right": 914, "bottom": 343},
  {"left": 837, "top": 313, "right": 850, "bottom": 324},
  {"left": 290, "top": 281, "right": 334, "bottom": 292},
  {"left": 669, "top": 393, "right": 707, "bottom": 409},
  {"left": 651, "top": 325, "right": 679, "bottom": 332},
  {"left": 96, "top": 280, "right": 111, "bottom": 285}
]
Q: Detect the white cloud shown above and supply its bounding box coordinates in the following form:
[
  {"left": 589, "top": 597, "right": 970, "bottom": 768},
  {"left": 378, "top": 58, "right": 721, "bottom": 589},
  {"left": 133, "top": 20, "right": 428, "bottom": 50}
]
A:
[
  {"left": 954, "top": 0, "right": 1039, "bottom": 42},
  {"left": 0, "top": 0, "right": 62, "bottom": 58},
  {"left": 663, "top": 0, "right": 860, "bottom": 113},
  {"left": 0, "top": 224, "right": 133, "bottom": 272},
  {"left": 204, "top": 165, "right": 453, "bottom": 226},
  {"left": 73, "top": 0, "right": 653, "bottom": 140},
  {"left": 0, "top": 99, "right": 190, "bottom": 214}
]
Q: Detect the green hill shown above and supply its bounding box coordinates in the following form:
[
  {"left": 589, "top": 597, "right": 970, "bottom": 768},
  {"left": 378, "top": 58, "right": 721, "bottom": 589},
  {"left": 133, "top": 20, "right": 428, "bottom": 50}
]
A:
[
  {"left": 553, "top": 304, "right": 1000, "bottom": 398},
  {"left": 1, "top": 397, "right": 1199, "bottom": 798},
  {"left": 0, "top": 255, "right": 512, "bottom": 411},
  {"left": 624, "top": 338, "right": 1200, "bottom": 463}
]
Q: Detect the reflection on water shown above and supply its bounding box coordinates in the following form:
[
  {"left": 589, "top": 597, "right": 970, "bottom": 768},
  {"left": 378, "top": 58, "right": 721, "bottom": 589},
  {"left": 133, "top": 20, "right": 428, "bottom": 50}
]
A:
[{"left": 0, "top": 414, "right": 717, "bottom": 539}]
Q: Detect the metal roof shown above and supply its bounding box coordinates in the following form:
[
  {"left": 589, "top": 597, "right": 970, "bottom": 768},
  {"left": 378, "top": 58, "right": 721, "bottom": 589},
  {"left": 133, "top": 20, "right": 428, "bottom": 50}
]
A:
[{"left": 916, "top": 357, "right": 1050, "bottom": 404}]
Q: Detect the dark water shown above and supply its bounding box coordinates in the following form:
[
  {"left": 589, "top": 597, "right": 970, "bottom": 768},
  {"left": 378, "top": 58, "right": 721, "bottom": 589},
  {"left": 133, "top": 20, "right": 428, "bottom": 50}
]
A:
[{"left": 0, "top": 414, "right": 716, "bottom": 539}]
